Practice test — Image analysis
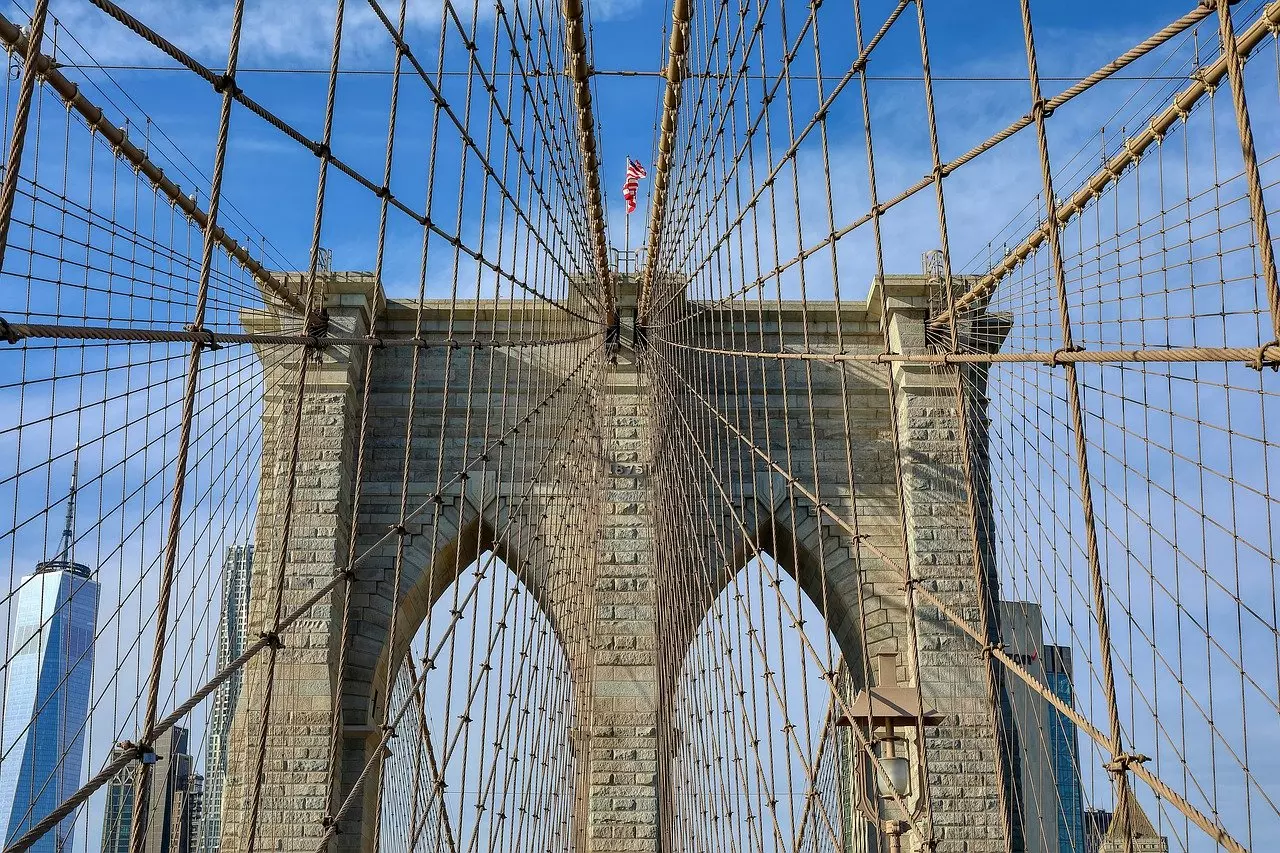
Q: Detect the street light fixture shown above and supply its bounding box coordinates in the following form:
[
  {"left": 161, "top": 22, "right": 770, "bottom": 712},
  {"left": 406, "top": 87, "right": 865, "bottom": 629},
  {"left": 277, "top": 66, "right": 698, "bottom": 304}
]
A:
[{"left": 836, "top": 653, "right": 943, "bottom": 850}]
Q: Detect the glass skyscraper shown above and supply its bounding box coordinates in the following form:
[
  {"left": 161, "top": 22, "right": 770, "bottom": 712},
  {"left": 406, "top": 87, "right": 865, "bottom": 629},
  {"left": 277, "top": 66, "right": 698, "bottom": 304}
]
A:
[
  {"left": 198, "top": 544, "right": 252, "bottom": 853},
  {"left": 101, "top": 727, "right": 203, "bottom": 853},
  {"left": 999, "top": 601, "right": 1087, "bottom": 853},
  {"left": 1045, "top": 646, "right": 1085, "bottom": 853},
  {"left": 0, "top": 468, "right": 99, "bottom": 852}
]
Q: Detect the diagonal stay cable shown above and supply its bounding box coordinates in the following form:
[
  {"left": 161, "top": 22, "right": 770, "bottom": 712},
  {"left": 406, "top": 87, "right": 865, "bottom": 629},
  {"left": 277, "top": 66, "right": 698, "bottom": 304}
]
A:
[
  {"left": 0, "top": 13, "right": 302, "bottom": 313},
  {"left": 932, "top": 0, "right": 1280, "bottom": 329},
  {"left": 0, "top": 342, "right": 600, "bottom": 853},
  {"left": 80, "top": 0, "right": 597, "bottom": 324},
  {"left": 651, "top": 1, "right": 1219, "bottom": 331},
  {"left": 647, "top": 342, "right": 1250, "bottom": 853},
  {"left": 364, "top": 0, "right": 600, "bottom": 311}
]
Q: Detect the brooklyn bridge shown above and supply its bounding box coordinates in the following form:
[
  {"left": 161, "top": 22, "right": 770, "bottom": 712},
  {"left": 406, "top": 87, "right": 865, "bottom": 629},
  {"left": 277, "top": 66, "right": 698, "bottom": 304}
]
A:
[{"left": 0, "top": 0, "right": 1276, "bottom": 851}]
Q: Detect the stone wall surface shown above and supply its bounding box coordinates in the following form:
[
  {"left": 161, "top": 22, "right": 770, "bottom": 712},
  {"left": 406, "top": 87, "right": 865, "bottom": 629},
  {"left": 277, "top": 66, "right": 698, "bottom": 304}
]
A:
[{"left": 229, "top": 273, "right": 1013, "bottom": 853}]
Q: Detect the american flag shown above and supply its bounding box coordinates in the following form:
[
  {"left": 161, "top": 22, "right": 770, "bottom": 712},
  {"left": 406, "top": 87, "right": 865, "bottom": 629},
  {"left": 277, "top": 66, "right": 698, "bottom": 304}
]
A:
[{"left": 622, "top": 158, "right": 647, "bottom": 214}]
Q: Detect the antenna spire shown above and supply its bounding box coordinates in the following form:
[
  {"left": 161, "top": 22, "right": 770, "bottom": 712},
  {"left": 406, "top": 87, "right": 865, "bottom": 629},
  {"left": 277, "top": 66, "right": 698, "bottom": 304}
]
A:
[
  {"left": 41, "top": 458, "right": 79, "bottom": 572},
  {"left": 58, "top": 458, "right": 78, "bottom": 565}
]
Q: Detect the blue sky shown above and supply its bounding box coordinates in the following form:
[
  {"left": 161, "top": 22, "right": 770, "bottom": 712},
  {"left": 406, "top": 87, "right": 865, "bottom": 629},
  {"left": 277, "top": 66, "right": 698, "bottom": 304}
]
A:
[
  {"left": 2, "top": 1, "right": 1279, "bottom": 851},
  {"left": 17, "top": 0, "right": 1245, "bottom": 299}
]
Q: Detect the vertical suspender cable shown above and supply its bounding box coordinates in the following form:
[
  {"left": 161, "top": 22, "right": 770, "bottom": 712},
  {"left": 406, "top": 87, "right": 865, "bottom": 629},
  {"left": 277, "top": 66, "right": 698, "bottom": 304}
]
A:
[{"left": 127, "top": 4, "right": 248, "bottom": 851}]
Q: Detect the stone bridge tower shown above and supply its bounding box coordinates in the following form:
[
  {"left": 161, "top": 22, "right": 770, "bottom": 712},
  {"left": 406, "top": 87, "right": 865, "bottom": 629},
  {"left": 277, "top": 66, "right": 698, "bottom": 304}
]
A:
[{"left": 220, "top": 272, "right": 1012, "bottom": 853}]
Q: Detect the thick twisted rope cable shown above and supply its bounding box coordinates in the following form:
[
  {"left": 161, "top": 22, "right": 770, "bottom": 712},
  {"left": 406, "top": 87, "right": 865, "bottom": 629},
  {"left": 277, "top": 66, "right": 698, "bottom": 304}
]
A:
[
  {"left": 648, "top": 335, "right": 1280, "bottom": 367},
  {"left": 126, "top": 3, "right": 249, "bottom": 849},
  {"left": 0, "top": 318, "right": 599, "bottom": 349},
  {"left": 0, "top": 0, "right": 49, "bottom": 275},
  {"left": 0, "top": 13, "right": 302, "bottom": 312},
  {"left": 321, "top": 0, "right": 407, "bottom": 836},
  {"left": 1216, "top": 0, "right": 1280, "bottom": 340},
  {"left": 242, "top": 0, "right": 350, "bottom": 844},
  {"left": 637, "top": 0, "right": 691, "bottom": 317},
  {"left": 934, "top": 0, "right": 1280, "bottom": 329},
  {"left": 648, "top": 343, "right": 1250, "bottom": 853},
  {"left": 649, "top": 2, "right": 1219, "bottom": 331},
  {"left": 1015, "top": 1, "right": 1141, "bottom": 842},
  {"left": 560, "top": 0, "right": 613, "bottom": 320}
]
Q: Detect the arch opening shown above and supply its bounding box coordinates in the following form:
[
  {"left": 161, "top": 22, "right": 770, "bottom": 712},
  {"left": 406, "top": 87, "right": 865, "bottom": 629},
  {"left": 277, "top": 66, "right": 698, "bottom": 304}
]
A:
[
  {"left": 375, "top": 549, "right": 579, "bottom": 853},
  {"left": 666, "top": 549, "right": 869, "bottom": 853}
]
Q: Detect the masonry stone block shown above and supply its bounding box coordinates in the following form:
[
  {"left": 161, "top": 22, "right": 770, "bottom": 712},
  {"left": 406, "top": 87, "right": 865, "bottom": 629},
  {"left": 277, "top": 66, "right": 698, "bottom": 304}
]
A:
[{"left": 230, "top": 273, "right": 1015, "bottom": 853}]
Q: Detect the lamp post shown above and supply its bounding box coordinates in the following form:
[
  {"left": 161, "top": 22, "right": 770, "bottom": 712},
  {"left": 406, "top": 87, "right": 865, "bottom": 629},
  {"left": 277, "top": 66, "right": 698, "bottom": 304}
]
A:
[{"left": 836, "top": 653, "right": 942, "bottom": 853}]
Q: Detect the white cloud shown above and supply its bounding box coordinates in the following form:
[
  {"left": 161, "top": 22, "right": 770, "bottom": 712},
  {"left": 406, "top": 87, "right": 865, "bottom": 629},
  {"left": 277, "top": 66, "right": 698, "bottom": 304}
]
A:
[
  {"left": 46, "top": 0, "right": 456, "bottom": 67},
  {"left": 588, "top": 0, "right": 643, "bottom": 24}
]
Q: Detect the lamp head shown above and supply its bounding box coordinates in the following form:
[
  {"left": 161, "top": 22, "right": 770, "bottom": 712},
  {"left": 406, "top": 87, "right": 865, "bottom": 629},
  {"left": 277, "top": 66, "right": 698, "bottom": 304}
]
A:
[{"left": 874, "top": 753, "right": 911, "bottom": 798}]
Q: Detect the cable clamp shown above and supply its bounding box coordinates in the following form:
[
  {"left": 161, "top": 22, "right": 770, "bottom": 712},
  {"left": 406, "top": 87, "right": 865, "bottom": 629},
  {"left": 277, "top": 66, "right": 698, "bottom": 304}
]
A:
[
  {"left": 1103, "top": 752, "right": 1150, "bottom": 774},
  {"left": 259, "top": 630, "right": 285, "bottom": 650},
  {"left": 212, "top": 73, "right": 241, "bottom": 97},
  {"left": 365, "top": 333, "right": 385, "bottom": 349},
  {"left": 375, "top": 184, "right": 391, "bottom": 200},
  {"left": 313, "top": 141, "right": 332, "bottom": 160},
  {"left": 1252, "top": 340, "right": 1280, "bottom": 371},
  {"left": 305, "top": 307, "right": 330, "bottom": 345},
  {"left": 1046, "top": 344, "right": 1083, "bottom": 366},
  {"left": 980, "top": 641, "right": 1005, "bottom": 660},
  {"left": 185, "top": 324, "right": 221, "bottom": 350},
  {"left": 0, "top": 316, "right": 18, "bottom": 344},
  {"left": 126, "top": 741, "right": 159, "bottom": 765},
  {"left": 338, "top": 565, "right": 356, "bottom": 581}
]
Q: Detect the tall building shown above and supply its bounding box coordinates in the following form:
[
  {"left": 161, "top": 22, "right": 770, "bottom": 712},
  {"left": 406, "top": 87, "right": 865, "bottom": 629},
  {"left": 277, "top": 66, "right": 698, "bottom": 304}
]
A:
[
  {"left": 198, "top": 544, "right": 252, "bottom": 853},
  {"left": 998, "top": 601, "right": 1085, "bottom": 853},
  {"left": 100, "top": 745, "right": 136, "bottom": 853},
  {"left": 1044, "top": 646, "right": 1085, "bottom": 852},
  {"left": 1084, "top": 808, "right": 1113, "bottom": 853},
  {"left": 101, "top": 727, "right": 203, "bottom": 853},
  {"left": 0, "top": 467, "right": 99, "bottom": 852}
]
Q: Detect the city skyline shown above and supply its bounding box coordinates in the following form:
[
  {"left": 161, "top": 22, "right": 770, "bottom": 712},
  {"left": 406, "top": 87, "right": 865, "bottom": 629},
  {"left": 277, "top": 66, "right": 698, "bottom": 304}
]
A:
[{"left": 101, "top": 727, "right": 203, "bottom": 853}]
